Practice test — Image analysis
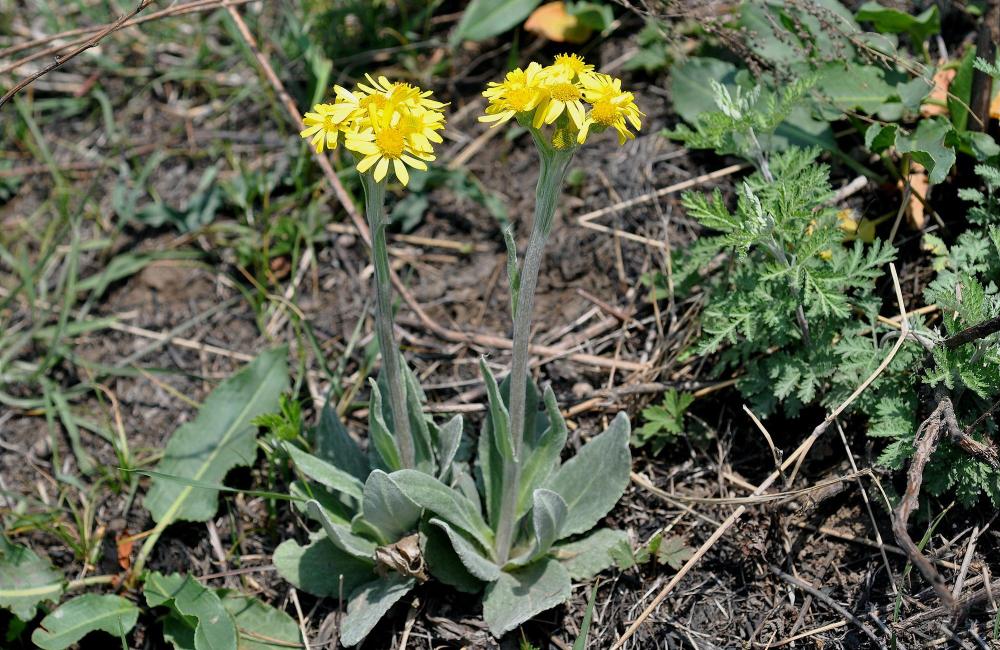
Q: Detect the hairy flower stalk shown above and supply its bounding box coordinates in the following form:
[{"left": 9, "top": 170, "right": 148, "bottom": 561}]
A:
[
  {"left": 480, "top": 54, "right": 643, "bottom": 564},
  {"left": 495, "top": 136, "right": 575, "bottom": 563},
  {"left": 300, "top": 74, "right": 446, "bottom": 469}
]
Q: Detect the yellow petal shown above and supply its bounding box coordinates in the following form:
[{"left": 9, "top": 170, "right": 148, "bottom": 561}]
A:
[
  {"left": 394, "top": 158, "right": 409, "bottom": 186},
  {"left": 357, "top": 154, "right": 379, "bottom": 173},
  {"left": 401, "top": 154, "right": 427, "bottom": 170},
  {"left": 374, "top": 157, "right": 389, "bottom": 181}
]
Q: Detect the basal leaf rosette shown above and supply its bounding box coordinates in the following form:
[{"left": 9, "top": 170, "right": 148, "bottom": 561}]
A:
[
  {"left": 479, "top": 53, "right": 644, "bottom": 149},
  {"left": 300, "top": 74, "right": 446, "bottom": 186}
]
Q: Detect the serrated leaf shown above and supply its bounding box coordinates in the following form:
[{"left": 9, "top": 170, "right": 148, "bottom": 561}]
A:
[
  {"left": 545, "top": 413, "right": 631, "bottom": 538},
  {"left": 144, "top": 348, "right": 288, "bottom": 523},
  {"left": 273, "top": 534, "right": 374, "bottom": 598},
  {"left": 218, "top": 591, "right": 302, "bottom": 650},
  {"left": 452, "top": 0, "right": 543, "bottom": 43},
  {"left": 144, "top": 572, "right": 238, "bottom": 650},
  {"left": 655, "top": 536, "right": 694, "bottom": 570},
  {"left": 362, "top": 470, "right": 421, "bottom": 543},
  {"left": 286, "top": 444, "right": 364, "bottom": 501},
  {"left": 429, "top": 518, "right": 500, "bottom": 581},
  {"left": 390, "top": 470, "right": 494, "bottom": 549},
  {"left": 0, "top": 537, "right": 63, "bottom": 622},
  {"left": 31, "top": 594, "right": 138, "bottom": 650},
  {"left": 340, "top": 574, "right": 415, "bottom": 647},
  {"left": 553, "top": 528, "right": 630, "bottom": 580},
  {"left": 482, "top": 558, "right": 572, "bottom": 637}
]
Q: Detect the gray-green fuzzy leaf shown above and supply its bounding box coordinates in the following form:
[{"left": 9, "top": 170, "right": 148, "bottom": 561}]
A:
[
  {"left": 429, "top": 518, "right": 501, "bottom": 581},
  {"left": 287, "top": 444, "right": 364, "bottom": 501},
  {"left": 391, "top": 469, "right": 494, "bottom": 549},
  {"left": 307, "top": 500, "right": 377, "bottom": 560},
  {"left": 420, "top": 522, "right": 484, "bottom": 594},
  {"left": 219, "top": 591, "right": 302, "bottom": 650},
  {"left": 368, "top": 379, "right": 402, "bottom": 472},
  {"left": 315, "top": 401, "right": 368, "bottom": 482},
  {"left": 434, "top": 414, "right": 464, "bottom": 479},
  {"left": 482, "top": 558, "right": 572, "bottom": 637},
  {"left": 0, "top": 537, "right": 63, "bottom": 622},
  {"left": 516, "top": 386, "right": 568, "bottom": 517},
  {"left": 31, "top": 594, "right": 138, "bottom": 650},
  {"left": 530, "top": 489, "right": 567, "bottom": 560},
  {"left": 480, "top": 359, "right": 515, "bottom": 462},
  {"left": 144, "top": 572, "right": 238, "bottom": 650},
  {"left": 340, "top": 574, "right": 415, "bottom": 647},
  {"left": 553, "top": 528, "right": 630, "bottom": 580},
  {"left": 362, "top": 470, "right": 422, "bottom": 543},
  {"left": 272, "top": 534, "right": 374, "bottom": 598},
  {"left": 145, "top": 348, "right": 287, "bottom": 523},
  {"left": 545, "top": 413, "right": 631, "bottom": 538}
]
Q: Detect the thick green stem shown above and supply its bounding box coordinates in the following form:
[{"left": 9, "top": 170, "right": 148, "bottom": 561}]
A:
[
  {"left": 361, "top": 176, "right": 415, "bottom": 469},
  {"left": 494, "top": 140, "right": 575, "bottom": 564}
]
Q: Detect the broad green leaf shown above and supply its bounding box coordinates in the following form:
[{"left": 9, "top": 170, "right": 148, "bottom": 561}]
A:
[
  {"left": 856, "top": 2, "right": 940, "bottom": 43},
  {"left": 949, "top": 47, "right": 976, "bottom": 132},
  {"left": 895, "top": 117, "right": 957, "bottom": 184},
  {"left": 516, "top": 386, "right": 568, "bottom": 517},
  {"left": 865, "top": 122, "right": 898, "bottom": 152},
  {"left": 390, "top": 470, "right": 494, "bottom": 549},
  {"left": 451, "top": 0, "right": 543, "bottom": 44},
  {"left": 340, "top": 574, "right": 415, "bottom": 647},
  {"left": 362, "top": 470, "right": 422, "bottom": 543},
  {"left": 420, "top": 521, "right": 485, "bottom": 593},
  {"left": 367, "top": 379, "right": 401, "bottom": 472},
  {"left": 482, "top": 558, "right": 572, "bottom": 636},
  {"left": 400, "top": 358, "right": 435, "bottom": 472},
  {"left": 670, "top": 57, "right": 738, "bottom": 125},
  {"left": 286, "top": 444, "right": 364, "bottom": 501},
  {"left": 219, "top": 591, "right": 302, "bottom": 650},
  {"left": 31, "top": 594, "right": 138, "bottom": 650},
  {"left": 529, "top": 489, "right": 567, "bottom": 560},
  {"left": 817, "top": 62, "right": 895, "bottom": 115},
  {"left": 145, "top": 348, "right": 288, "bottom": 523},
  {"left": 306, "top": 500, "right": 377, "bottom": 560},
  {"left": 272, "top": 534, "right": 374, "bottom": 598},
  {"left": 144, "top": 572, "right": 238, "bottom": 650},
  {"left": 545, "top": 413, "right": 631, "bottom": 538},
  {"left": 554, "top": 528, "right": 630, "bottom": 580},
  {"left": 314, "top": 400, "right": 368, "bottom": 482},
  {"left": 429, "top": 518, "right": 500, "bottom": 581},
  {"left": 480, "top": 359, "right": 514, "bottom": 462},
  {"left": 0, "top": 536, "right": 63, "bottom": 621}
]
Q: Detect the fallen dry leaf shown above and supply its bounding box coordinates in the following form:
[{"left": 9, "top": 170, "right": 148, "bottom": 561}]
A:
[{"left": 524, "top": 1, "right": 593, "bottom": 43}]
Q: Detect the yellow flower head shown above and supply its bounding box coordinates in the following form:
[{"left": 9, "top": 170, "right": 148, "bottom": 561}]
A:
[
  {"left": 479, "top": 62, "right": 547, "bottom": 127},
  {"left": 576, "top": 72, "right": 644, "bottom": 145},
  {"left": 478, "top": 54, "right": 642, "bottom": 149},
  {"left": 300, "top": 73, "right": 447, "bottom": 186}
]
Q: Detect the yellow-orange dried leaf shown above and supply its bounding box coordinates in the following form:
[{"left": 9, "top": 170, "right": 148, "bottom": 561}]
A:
[
  {"left": 990, "top": 87, "right": 1000, "bottom": 120},
  {"left": 920, "top": 67, "right": 955, "bottom": 118},
  {"left": 525, "top": 2, "right": 593, "bottom": 43},
  {"left": 899, "top": 162, "right": 929, "bottom": 230}
]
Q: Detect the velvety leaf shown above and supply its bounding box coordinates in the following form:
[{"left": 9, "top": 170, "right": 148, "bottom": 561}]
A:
[
  {"left": 340, "top": 574, "right": 415, "bottom": 647},
  {"left": 306, "top": 500, "right": 377, "bottom": 560},
  {"left": 429, "top": 518, "right": 501, "bottom": 581},
  {"left": 272, "top": 535, "right": 374, "bottom": 598},
  {"left": 31, "top": 594, "right": 138, "bottom": 650},
  {"left": 419, "top": 522, "right": 484, "bottom": 594},
  {"left": 367, "top": 379, "right": 401, "bottom": 472},
  {"left": 554, "top": 528, "right": 630, "bottom": 580},
  {"left": 218, "top": 591, "right": 302, "bottom": 650},
  {"left": 517, "top": 386, "right": 568, "bottom": 517},
  {"left": 895, "top": 118, "right": 956, "bottom": 184},
  {"left": 0, "top": 536, "right": 63, "bottom": 622},
  {"left": 856, "top": 2, "right": 940, "bottom": 43},
  {"left": 480, "top": 359, "right": 514, "bottom": 463},
  {"left": 314, "top": 400, "right": 368, "bottom": 482},
  {"left": 145, "top": 348, "right": 288, "bottom": 523},
  {"left": 391, "top": 469, "right": 494, "bottom": 549},
  {"left": 452, "top": 0, "right": 544, "bottom": 43},
  {"left": 545, "top": 413, "right": 631, "bottom": 538},
  {"left": 362, "top": 470, "right": 422, "bottom": 543},
  {"left": 144, "top": 572, "right": 238, "bottom": 650},
  {"left": 434, "top": 414, "right": 464, "bottom": 479},
  {"left": 510, "top": 489, "right": 567, "bottom": 566},
  {"left": 286, "top": 444, "right": 364, "bottom": 501},
  {"left": 482, "top": 558, "right": 572, "bottom": 636}
]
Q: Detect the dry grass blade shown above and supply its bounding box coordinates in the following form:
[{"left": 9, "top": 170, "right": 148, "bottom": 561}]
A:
[{"left": 611, "top": 263, "right": 911, "bottom": 649}]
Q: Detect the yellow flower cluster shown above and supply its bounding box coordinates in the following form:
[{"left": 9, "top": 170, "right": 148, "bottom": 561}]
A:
[
  {"left": 479, "top": 54, "right": 643, "bottom": 146},
  {"left": 300, "top": 75, "right": 446, "bottom": 186}
]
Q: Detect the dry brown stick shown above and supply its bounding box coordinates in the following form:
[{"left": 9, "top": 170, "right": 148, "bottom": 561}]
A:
[
  {"left": 892, "top": 400, "right": 956, "bottom": 612},
  {"left": 0, "top": 0, "right": 155, "bottom": 109},
  {"left": 611, "top": 264, "right": 911, "bottom": 649},
  {"left": 221, "top": 3, "right": 646, "bottom": 374},
  {"left": 768, "top": 565, "right": 888, "bottom": 649},
  {"left": 943, "top": 314, "right": 1000, "bottom": 350}
]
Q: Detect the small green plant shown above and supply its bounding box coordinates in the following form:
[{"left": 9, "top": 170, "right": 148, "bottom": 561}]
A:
[{"left": 634, "top": 389, "right": 693, "bottom": 452}]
